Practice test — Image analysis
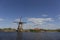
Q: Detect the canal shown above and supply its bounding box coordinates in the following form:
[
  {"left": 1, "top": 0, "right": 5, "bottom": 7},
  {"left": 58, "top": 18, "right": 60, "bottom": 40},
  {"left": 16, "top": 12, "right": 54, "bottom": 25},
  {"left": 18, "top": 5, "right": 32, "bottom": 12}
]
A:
[{"left": 0, "top": 32, "right": 60, "bottom": 40}]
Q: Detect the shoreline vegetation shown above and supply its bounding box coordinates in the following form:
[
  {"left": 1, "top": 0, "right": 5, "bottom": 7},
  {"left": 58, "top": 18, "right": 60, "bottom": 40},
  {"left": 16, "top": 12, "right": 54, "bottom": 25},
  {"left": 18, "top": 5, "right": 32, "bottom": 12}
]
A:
[{"left": 0, "top": 28, "right": 60, "bottom": 32}]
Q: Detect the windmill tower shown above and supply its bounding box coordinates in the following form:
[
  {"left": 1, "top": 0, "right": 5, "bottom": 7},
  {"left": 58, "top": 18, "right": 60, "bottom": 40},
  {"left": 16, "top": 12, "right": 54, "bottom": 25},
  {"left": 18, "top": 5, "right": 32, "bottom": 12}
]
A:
[{"left": 14, "top": 17, "right": 25, "bottom": 32}]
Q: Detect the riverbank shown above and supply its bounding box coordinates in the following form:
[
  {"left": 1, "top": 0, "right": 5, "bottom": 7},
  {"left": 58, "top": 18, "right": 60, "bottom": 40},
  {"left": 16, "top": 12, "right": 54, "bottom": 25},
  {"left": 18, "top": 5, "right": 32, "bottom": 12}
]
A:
[{"left": 0, "top": 28, "right": 60, "bottom": 32}]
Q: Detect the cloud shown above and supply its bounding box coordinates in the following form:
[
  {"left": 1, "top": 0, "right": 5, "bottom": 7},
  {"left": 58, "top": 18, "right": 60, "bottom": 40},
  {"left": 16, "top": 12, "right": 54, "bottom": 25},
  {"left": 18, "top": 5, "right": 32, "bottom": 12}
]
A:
[
  {"left": 23, "top": 23, "right": 33, "bottom": 29},
  {"left": 13, "top": 17, "right": 56, "bottom": 29},
  {"left": 39, "top": 23, "right": 58, "bottom": 29},
  {"left": 23, "top": 17, "right": 55, "bottom": 29},
  {"left": 27, "top": 18, "right": 54, "bottom": 25},
  {"left": 0, "top": 18, "right": 4, "bottom": 21},
  {"left": 42, "top": 14, "right": 48, "bottom": 17},
  {"left": 57, "top": 15, "right": 60, "bottom": 19},
  {"left": 14, "top": 18, "right": 20, "bottom": 22}
]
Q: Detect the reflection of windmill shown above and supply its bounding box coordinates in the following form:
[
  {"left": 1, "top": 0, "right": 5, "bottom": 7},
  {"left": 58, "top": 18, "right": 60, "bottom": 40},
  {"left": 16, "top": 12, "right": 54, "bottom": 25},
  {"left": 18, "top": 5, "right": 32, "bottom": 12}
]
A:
[{"left": 14, "top": 17, "right": 26, "bottom": 32}]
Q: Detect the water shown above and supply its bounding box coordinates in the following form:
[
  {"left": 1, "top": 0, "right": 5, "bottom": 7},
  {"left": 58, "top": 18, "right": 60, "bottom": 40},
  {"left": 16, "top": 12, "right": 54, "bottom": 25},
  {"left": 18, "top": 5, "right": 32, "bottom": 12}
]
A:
[{"left": 0, "top": 32, "right": 60, "bottom": 40}]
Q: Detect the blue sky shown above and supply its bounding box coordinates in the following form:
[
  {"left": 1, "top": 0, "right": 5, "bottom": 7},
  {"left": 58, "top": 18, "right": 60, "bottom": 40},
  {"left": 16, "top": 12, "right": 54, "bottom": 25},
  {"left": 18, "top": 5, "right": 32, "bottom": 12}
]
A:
[{"left": 0, "top": 0, "right": 60, "bottom": 29}]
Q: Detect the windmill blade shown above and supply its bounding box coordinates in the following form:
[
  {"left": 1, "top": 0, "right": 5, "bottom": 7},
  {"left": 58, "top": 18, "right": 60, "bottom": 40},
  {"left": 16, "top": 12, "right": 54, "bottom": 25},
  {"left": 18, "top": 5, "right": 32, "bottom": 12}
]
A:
[
  {"left": 13, "top": 22, "right": 19, "bottom": 23},
  {"left": 22, "top": 22, "right": 26, "bottom": 23},
  {"left": 20, "top": 16, "right": 22, "bottom": 22}
]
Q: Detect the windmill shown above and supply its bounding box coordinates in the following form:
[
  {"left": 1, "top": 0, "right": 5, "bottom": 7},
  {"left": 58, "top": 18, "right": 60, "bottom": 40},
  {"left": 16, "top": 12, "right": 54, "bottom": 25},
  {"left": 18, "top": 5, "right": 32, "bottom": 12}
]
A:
[{"left": 14, "top": 17, "right": 26, "bottom": 32}]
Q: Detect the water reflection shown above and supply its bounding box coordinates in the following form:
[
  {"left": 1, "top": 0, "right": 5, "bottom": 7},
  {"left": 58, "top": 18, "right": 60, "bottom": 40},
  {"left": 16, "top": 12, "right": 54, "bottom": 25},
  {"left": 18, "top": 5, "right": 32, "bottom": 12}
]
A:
[{"left": 16, "top": 32, "right": 23, "bottom": 40}]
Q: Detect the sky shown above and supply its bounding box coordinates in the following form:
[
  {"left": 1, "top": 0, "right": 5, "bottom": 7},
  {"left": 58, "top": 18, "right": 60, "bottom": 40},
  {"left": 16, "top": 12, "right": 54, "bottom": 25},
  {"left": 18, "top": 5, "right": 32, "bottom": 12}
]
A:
[{"left": 0, "top": 0, "right": 60, "bottom": 29}]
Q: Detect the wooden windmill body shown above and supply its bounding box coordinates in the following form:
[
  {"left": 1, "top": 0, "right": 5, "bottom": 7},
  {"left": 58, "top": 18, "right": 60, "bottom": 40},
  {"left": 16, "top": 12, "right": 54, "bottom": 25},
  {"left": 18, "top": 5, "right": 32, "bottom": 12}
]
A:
[{"left": 14, "top": 17, "right": 25, "bottom": 32}]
